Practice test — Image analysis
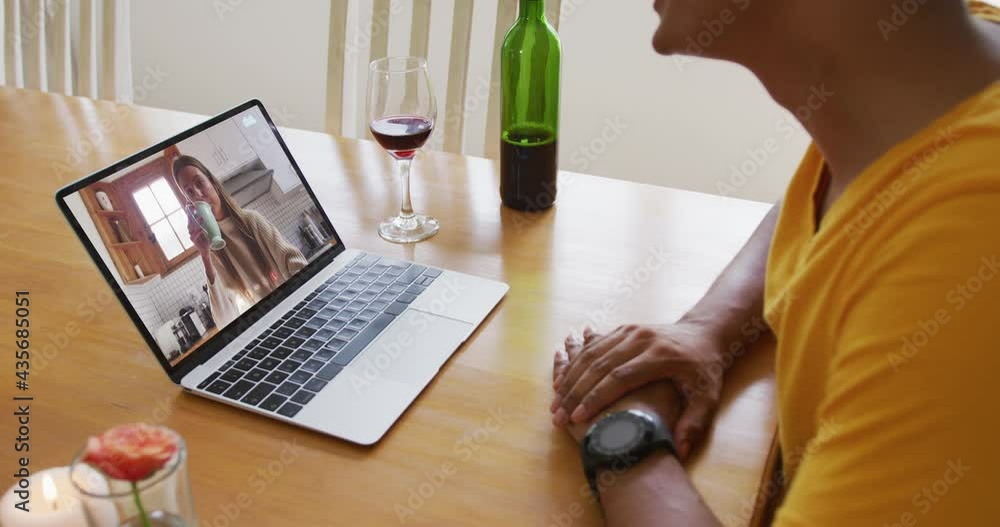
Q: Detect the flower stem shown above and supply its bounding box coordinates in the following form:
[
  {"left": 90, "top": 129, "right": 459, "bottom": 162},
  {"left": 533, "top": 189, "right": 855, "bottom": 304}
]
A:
[{"left": 131, "top": 482, "right": 153, "bottom": 527}]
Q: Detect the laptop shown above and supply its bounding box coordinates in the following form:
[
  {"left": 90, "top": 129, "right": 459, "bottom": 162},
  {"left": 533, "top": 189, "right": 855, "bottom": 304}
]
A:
[{"left": 55, "top": 100, "right": 508, "bottom": 445}]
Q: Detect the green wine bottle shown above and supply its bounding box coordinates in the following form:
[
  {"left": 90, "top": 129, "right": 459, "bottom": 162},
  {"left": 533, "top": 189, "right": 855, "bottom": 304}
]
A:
[{"left": 500, "top": 0, "right": 561, "bottom": 211}]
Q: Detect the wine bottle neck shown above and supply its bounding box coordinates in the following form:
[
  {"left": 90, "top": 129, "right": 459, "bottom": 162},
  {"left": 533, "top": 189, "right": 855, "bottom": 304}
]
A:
[{"left": 517, "top": 0, "right": 546, "bottom": 20}]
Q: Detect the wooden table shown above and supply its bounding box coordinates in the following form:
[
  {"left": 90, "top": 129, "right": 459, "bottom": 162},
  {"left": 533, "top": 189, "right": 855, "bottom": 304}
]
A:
[{"left": 0, "top": 88, "right": 777, "bottom": 526}]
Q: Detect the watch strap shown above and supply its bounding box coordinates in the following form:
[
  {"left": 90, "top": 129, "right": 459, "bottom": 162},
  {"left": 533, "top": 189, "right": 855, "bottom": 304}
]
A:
[{"left": 581, "top": 411, "right": 676, "bottom": 502}]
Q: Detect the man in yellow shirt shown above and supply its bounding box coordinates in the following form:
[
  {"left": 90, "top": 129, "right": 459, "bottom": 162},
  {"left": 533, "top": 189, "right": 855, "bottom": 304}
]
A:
[{"left": 550, "top": 1, "right": 1000, "bottom": 524}]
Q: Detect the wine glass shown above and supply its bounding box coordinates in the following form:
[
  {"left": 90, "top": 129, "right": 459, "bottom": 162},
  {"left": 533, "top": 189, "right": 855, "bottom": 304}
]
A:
[{"left": 367, "top": 56, "right": 439, "bottom": 243}]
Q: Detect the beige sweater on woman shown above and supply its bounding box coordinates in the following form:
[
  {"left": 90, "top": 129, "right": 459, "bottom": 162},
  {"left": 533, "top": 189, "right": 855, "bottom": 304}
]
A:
[{"left": 206, "top": 209, "right": 307, "bottom": 328}]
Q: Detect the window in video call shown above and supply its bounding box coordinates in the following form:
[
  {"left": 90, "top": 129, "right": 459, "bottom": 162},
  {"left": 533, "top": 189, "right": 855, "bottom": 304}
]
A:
[{"left": 64, "top": 107, "right": 338, "bottom": 367}]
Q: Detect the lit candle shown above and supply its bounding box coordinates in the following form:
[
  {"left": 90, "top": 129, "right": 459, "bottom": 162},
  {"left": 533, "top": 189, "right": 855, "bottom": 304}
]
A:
[
  {"left": 41, "top": 474, "right": 62, "bottom": 512},
  {"left": 0, "top": 467, "right": 115, "bottom": 527}
]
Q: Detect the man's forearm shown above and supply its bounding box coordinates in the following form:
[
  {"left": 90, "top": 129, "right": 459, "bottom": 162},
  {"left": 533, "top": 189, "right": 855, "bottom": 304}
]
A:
[
  {"left": 600, "top": 452, "right": 721, "bottom": 527},
  {"left": 679, "top": 201, "right": 780, "bottom": 351}
]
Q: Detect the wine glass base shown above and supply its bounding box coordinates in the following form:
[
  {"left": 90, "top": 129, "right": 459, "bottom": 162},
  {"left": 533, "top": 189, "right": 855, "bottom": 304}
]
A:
[{"left": 378, "top": 214, "right": 439, "bottom": 243}]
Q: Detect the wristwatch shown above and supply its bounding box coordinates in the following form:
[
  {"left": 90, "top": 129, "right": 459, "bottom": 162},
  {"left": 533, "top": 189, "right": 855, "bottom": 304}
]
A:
[{"left": 580, "top": 409, "right": 676, "bottom": 501}]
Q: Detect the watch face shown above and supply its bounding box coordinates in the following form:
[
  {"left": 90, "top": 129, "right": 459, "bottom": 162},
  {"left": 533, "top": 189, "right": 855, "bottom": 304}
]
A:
[{"left": 591, "top": 412, "right": 651, "bottom": 456}]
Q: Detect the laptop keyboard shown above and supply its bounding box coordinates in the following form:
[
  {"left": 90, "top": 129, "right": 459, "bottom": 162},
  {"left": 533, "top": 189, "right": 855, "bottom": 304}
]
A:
[{"left": 195, "top": 252, "right": 442, "bottom": 418}]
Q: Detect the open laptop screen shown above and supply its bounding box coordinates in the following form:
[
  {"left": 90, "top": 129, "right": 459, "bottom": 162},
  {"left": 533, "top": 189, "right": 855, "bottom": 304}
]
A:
[{"left": 60, "top": 103, "right": 339, "bottom": 370}]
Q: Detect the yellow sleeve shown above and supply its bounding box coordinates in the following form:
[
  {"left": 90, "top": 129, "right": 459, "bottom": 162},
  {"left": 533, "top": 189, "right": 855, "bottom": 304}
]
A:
[{"left": 774, "top": 192, "right": 1000, "bottom": 525}]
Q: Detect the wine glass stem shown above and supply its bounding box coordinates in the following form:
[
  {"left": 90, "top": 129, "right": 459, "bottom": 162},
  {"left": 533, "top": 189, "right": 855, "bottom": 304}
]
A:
[{"left": 398, "top": 158, "right": 415, "bottom": 220}]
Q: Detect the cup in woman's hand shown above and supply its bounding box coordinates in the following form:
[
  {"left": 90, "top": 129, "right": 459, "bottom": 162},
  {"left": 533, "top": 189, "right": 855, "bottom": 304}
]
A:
[{"left": 187, "top": 201, "right": 226, "bottom": 251}]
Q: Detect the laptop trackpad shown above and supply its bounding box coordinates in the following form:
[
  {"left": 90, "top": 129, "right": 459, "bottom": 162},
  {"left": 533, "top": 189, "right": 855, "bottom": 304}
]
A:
[
  {"left": 343, "top": 309, "right": 471, "bottom": 386},
  {"left": 297, "top": 310, "right": 473, "bottom": 444}
]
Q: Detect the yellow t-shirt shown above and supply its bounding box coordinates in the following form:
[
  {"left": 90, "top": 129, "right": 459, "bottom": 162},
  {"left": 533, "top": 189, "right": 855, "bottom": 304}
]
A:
[{"left": 765, "top": 77, "right": 1000, "bottom": 523}]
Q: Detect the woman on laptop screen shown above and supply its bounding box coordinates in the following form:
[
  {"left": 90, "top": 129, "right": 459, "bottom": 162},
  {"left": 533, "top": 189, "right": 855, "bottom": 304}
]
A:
[{"left": 172, "top": 155, "right": 307, "bottom": 328}]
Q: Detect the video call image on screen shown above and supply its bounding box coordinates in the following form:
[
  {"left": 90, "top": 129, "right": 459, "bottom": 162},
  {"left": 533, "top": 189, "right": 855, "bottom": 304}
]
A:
[{"left": 64, "top": 107, "right": 337, "bottom": 366}]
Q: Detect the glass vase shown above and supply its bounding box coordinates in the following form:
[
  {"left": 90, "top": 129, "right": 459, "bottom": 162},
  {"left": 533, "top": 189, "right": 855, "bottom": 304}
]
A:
[{"left": 69, "top": 435, "right": 197, "bottom": 527}]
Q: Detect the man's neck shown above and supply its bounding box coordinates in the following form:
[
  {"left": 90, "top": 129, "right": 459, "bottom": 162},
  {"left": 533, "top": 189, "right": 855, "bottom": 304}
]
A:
[{"left": 748, "top": 3, "right": 999, "bottom": 191}]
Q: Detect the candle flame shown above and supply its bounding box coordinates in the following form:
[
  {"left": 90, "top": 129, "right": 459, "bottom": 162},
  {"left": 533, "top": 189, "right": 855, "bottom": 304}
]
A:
[{"left": 42, "top": 474, "right": 59, "bottom": 506}]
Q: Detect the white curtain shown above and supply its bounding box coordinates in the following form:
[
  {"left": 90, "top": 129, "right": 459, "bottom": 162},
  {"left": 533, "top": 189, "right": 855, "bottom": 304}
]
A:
[{"left": 1, "top": 0, "right": 132, "bottom": 102}]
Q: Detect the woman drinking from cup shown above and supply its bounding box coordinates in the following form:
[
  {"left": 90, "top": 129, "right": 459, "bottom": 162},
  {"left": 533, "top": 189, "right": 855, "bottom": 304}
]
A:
[{"left": 172, "top": 155, "right": 307, "bottom": 328}]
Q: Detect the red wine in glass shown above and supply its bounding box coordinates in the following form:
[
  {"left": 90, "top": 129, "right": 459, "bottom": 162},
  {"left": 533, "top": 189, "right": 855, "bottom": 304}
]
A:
[
  {"left": 367, "top": 56, "right": 439, "bottom": 243},
  {"left": 370, "top": 116, "right": 434, "bottom": 159}
]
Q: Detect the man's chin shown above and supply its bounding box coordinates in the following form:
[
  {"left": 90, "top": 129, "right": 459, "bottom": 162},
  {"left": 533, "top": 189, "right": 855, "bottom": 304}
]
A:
[{"left": 651, "top": 29, "right": 684, "bottom": 56}]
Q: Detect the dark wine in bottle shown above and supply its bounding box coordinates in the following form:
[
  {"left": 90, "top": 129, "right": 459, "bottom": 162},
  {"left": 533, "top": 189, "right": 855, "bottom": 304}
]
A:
[
  {"left": 500, "top": 0, "right": 561, "bottom": 211},
  {"left": 500, "top": 126, "right": 557, "bottom": 210}
]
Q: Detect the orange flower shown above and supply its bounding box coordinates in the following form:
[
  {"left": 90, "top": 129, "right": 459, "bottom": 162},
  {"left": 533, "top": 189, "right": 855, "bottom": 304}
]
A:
[{"left": 82, "top": 424, "right": 179, "bottom": 482}]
